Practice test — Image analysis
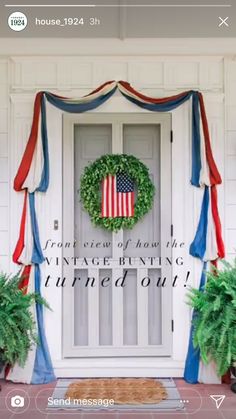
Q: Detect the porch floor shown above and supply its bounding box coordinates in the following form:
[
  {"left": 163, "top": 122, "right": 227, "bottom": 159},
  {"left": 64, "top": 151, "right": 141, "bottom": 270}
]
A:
[{"left": 0, "top": 378, "right": 235, "bottom": 419}]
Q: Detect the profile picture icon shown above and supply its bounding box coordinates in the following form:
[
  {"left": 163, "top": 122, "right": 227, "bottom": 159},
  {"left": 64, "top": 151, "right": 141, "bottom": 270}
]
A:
[
  {"left": 8, "top": 12, "right": 28, "bottom": 32},
  {"left": 10, "top": 395, "right": 25, "bottom": 407}
]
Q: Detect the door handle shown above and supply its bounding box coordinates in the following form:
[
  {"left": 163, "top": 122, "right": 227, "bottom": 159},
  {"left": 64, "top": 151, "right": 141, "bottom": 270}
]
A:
[{"left": 54, "top": 220, "right": 59, "bottom": 230}]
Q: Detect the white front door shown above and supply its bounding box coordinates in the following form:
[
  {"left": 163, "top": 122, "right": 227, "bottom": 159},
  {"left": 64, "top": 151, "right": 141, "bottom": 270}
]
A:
[{"left": 63, "top": 113, "right": 172, "bottom": 358}]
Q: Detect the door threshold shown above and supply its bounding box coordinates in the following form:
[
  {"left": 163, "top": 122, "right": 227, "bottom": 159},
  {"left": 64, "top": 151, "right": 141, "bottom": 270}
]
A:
[{"left": 53, "top": 359, "right": 184, "bottom": 378}]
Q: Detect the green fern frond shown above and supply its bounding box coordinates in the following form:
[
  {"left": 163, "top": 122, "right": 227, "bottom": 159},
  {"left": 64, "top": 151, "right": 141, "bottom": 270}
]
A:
[
  {"left": 187, "top": 259, "right": 236, "bottom": 376},
  {"left": 0, "top": 271, "right": 50, "bottom": 368}
]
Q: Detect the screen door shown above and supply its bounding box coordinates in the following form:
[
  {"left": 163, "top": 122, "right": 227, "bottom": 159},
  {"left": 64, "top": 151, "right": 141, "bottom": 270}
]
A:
[{"left": 63, "top": 113, "right": 172, "bottom": 358}]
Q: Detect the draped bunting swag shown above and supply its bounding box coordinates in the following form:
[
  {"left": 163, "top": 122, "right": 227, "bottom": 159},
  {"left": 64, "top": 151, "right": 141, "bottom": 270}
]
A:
[{"left": 8, "top": 80, "right": 224, "bottom": 384}]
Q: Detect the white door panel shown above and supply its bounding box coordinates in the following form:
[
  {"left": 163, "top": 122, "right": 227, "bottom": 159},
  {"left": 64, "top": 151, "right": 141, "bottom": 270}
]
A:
[
  {"left": 123, "top": 124, "right": 160, "bottom": 258},
  {"left": 63, "top": 113, "right": 172, "bottom": 358},
  {"left": 74, "top": 124, "right": 112, "bottom": 258}
]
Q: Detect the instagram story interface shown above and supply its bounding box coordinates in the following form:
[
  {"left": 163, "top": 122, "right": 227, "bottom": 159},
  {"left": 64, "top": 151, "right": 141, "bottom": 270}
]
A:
[{"left": 0, "top": 1, "right": 236, "bottom": 419}]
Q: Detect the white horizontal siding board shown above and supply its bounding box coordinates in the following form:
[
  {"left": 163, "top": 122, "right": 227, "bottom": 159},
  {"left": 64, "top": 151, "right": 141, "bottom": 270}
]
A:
[
  {"left": 0, "top": 256, "right": 9, "bottom": 272},
  {"left": 13, "top": 59, "right": 93, "bottom": 88},
  {"left": 226, "top": 230, "right": 236, "bottom": 254},
  {"left": 0, "top": 59, "right": 9, "bottom": 275},
  {"left": 225, "top": 59, "right": 236, "bottom": 260},
  {"left": 19, "top": 62, "right": 57, "bottom": 87},
  {"left": 0, "top": 85, "right": 8, "bottom": 106},
  {"left": 93, "top": 62, "right": 128, "bottom": 86},
  {"left": 164, "top": 61, "right": 199, "bottom": 87},
  {"left": 20, "top": 62, "right": 36, "bottom": 87},
  {"left": 225, "top": 206, "right": 236, "bottom": 229},
  {"left": 0, "top": 109, "right": 8, "bottom": 133},
  {"left": 56, "top": 61, "right": 72, "bottom": 87},
  {"left": 12, "top": 117, "right": 32, "bottom": 173},
  {"left": 226, "top": 181, "right": 236, "bottom": 205},
  {"left": 227, "top": 80, "right": 236, "bottom": 105},
  {"left": 9, "top": 56, "right": 224, "bottom": 90},
  {"left": 199, "top": 60, "right": 223, "bottom": 90},
  {"left": 36, "top": 62, "right": 57, "bottom": 86},
  {"left": 226, "top": 156, "right": 236, "bottom": 180},
  {"left": 0, "top": 183, "right": 8, "bottom": 206},
  {"left": 0, "top": 158, "right": 8, "bottom": 182},
  {"left": 0, "top": 134, "right": 8, "bottom": 157},
  {"left": 129, "top": 62, "right": 163, "bottom": 87},
  {"left": 11, "top": 60, "right": 22, "bottom": 87},
  {"left": 0, "top": 231, "right": 9, "bottom": 255},
  {"left": 0, "top": 61, "right": 8, "bottom": 84},
  {"left": 226, "top": 131, "right": 236, "bottom": 156},
  {"left": 13, "top": 100, "right": 33, "bottom": 118},
  {"left": 225, "top": 254, "right": 236, "bottom": 263},
  {"left": 58, "top": 62, "right": 93, "bottom": 87},
  {"left": 225, "top": 61, "right": 236, "bottom": 105},
  {"left": 0, "top": 207, "right": 8, "bottom": 231},
  {"left": 227, "top": 107, "right": 236, "bottom": 130}
]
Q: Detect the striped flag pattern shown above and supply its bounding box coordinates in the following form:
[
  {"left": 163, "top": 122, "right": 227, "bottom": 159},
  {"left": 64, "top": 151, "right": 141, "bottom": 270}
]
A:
[{"left": 102, "top": 173, "right": 134, "bottom": 217}]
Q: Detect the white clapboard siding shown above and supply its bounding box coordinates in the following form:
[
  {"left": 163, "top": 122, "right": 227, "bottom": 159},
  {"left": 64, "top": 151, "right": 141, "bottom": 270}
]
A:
[
  {"left": 0, "top": 60, "right": 9, "bottom": 273},
  {"left": 225, "top": 59, "right": 236, "bottom": 262}
]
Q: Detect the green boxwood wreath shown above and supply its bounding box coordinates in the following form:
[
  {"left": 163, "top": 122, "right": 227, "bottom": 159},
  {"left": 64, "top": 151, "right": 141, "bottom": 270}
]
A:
[{"left": 80, "top": 154, "right": 155, "bottom": 232}]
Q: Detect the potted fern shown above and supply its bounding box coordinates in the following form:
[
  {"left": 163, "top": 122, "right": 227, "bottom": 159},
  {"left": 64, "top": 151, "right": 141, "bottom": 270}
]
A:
[
  {"left": 187, "top": 259, "right": 236, "bottom": 380},
  {"left": 0, "top": 272, "right": 50, "bottom": 373}
]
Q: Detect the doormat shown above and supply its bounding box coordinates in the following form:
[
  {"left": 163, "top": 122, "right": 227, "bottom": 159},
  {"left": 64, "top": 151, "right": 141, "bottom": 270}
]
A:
[
  {"left": 48, "top": 378, "right": 184, "bottom": 411},
  {"left": 66, "top": 378, "right": 167, "bottom": 404}
]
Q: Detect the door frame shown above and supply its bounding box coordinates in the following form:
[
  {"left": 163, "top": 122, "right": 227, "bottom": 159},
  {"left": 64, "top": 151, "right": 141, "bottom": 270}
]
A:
[{"left": 62, "top": 113, "right": 172, "bottom": 358}]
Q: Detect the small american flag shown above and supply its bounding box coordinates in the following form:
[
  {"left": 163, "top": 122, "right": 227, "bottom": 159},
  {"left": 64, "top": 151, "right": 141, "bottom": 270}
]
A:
[{"left": 102, "top": 173, "right": 134, "bottom": 218}]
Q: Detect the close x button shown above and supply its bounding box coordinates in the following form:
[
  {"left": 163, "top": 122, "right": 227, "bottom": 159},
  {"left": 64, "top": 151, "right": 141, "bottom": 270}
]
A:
[{"left": 218, "top": 17, "right": 229, "bottom": 27}]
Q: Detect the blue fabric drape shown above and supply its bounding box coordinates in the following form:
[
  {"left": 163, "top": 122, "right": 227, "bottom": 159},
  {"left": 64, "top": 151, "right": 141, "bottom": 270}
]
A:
[
  {"left": 37, "top": 96, "right": 50, "bottom": 193},
  {"left": 191, "top": 93, "right": 201, "bottom": 186},
  {"left": 190, "top": 186, "right": 209, "bottom": 260},
  {"left": 29, "top": 192, "right": 45, "bottom": 265},
  {"left": 184, "top": 263, "right": 207, "bottom": 383},
  {"left": 45, "top": 87, "right": 117, "bottom": 114},
  {"left": 32, "top": 265, "right": 56, "bottom": 384}
]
